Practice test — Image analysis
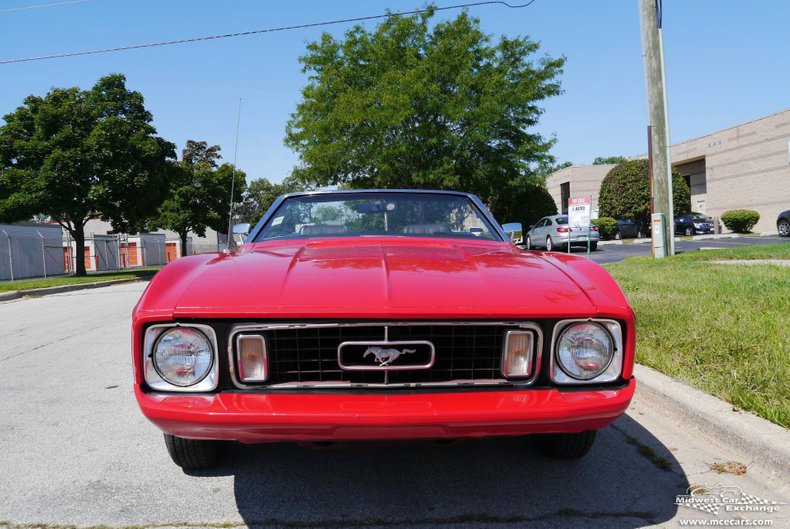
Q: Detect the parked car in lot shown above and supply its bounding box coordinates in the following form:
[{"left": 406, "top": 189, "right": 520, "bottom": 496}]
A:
[
  {"left": 777, "top": 209, "right": 790, "bottom": 237},
  {"left": 133, "top": 190, "right": 635, "bottom": 469},
  {"left": 675, "top": 212, "right": 714, "bottom": 236},
  {"left": 525, "top": 215, "right": 600, "bottom": 251},
  {"left": 615, "top": 219, "right": 639, "bottom": 239}
]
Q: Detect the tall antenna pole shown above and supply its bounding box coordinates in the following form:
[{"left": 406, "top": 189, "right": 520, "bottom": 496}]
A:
[{"left": 227, "top": 98, "right": 242, "bottom": 251}]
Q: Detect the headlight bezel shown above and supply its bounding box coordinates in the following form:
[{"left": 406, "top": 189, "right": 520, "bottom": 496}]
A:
[
  {"left": 549, "top": 319, "right": 624, "bottom": 385},
  {"left": 143, "top": 323, "right": 220, "bottom": 392}
]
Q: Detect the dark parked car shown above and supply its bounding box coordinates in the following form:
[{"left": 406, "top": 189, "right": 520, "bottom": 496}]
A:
[
  {"left": 675, "top": 212, "right": 714, "bottom": 236},
  {"left": 778, "top": 210, "right": 790, "bottom": 237},
  {"left": 615, "top": 219, "right": 639, "bottom": 239}
]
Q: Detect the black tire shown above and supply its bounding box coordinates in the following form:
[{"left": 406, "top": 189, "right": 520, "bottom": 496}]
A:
[
  {"left": 590, "top": 242, "right": 598, "bottom": 251},
  {"left": 615, "top": 231, "right": 621, "bottom": 240},
  {"left": 526, "top": 236, "right": 533, "bottom": 250},
  {"left": 684, "top": 226, "right": 694, "bottom": 236},
  {"left": 533, "top": 430, "right": 597, "bottom": 459},
  {"left": 164, "top": 434, "right": 227, "bottom": 469},
  {"left": 778, "top": 219, "right": 790, "bottom": 237},
  {"left": 545, "top": 236, "right": 553, "bottom": 251}
]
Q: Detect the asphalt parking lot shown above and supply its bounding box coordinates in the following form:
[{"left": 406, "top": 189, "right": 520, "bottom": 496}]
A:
[
  {"left": 1, "top": 279, "right": 788, "bottom": 529},
  {"left": 570, "top": 234, "right": 789, "bottom": 264}
]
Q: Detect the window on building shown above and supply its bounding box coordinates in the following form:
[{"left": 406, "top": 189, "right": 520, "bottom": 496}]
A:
[{"left": 560, "top": 182, "right": 570, "bottom": 214}]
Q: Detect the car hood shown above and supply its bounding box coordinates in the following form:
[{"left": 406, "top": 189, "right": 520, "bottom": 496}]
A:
[{"left": 136, "top": 238, "right": 626, "bottom": 320}]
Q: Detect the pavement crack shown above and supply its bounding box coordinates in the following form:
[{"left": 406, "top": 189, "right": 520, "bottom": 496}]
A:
[
  {"left": 0, "top": 316, "right": 129, "bottom": 363},
  {"left": 0, "top": 509, "right": 660, "bottom": 529}
]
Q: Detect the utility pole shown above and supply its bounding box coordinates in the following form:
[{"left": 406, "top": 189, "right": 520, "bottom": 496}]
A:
[{"left": 639, "top": 0, "right": 675, "bottom": 256}]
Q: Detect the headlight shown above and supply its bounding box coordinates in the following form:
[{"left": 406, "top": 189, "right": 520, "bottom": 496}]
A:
[
  {"left": 153, "top": 327, "right": 214, "bottom": 386},
  {"left": 552, "top": 320, "right": 623, "bottom": 383},
  {"left": 144, "top": 324, "right": 219, "bottom": 391}
]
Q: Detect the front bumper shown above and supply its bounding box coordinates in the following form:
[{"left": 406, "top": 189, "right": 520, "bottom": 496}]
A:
[{"left": 135, "top": 379, "right": 635, "bottom": 443}]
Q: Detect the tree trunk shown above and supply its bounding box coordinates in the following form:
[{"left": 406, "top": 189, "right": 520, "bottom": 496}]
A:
[
  {"left": 73, "top": 224, "right": 87, "bottom": 277},
  {"left": 180, "top": 231, "right": 188, "bottom": 257}
]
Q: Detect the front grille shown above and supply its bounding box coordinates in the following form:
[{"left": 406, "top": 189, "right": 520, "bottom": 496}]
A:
[{"left": 230, "top": 323, "right": 540, "bottom": 388}]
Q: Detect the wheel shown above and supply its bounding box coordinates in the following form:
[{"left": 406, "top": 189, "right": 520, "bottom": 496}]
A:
[
  {"left": 164, "top": 434, "right": 227, "bottom": 469},
  {"left": 778, "top": 219, "right": 790, "bottom": 237},
  {"left": 545, "top": 236, "right": 553, "bottom": 251},
  {"left": 684, "top": 226, "right": 694, "bottom": 236},
  {"left": 615, "top": 231, "right": 621, "bottom": 240},
  {"left": 525, "top": 236, "right": 533, "bottom": 250},
  {"left": 590, "top": 242, "right": 597, "bottom": 251},
  {"left": 533, "top": 430, "right": 597, "bottom": 459}
]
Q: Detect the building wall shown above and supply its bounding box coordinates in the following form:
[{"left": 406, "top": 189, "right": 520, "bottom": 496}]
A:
[
  {"left": 668, "top": 110, "right": 790, "bottom": 233},
  {"left": 545, "top": 109, "right": 790, "bottom": 233},
  {"left": 545, "top": 164, "right": 617, "bottom": 217}
]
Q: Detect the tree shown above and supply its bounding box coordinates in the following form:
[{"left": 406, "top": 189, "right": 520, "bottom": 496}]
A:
[
  {"left": 598, "top": 159, "right": 690, "bottom": 232},
  {"left": 154, "top": 141, "right": 246, "bottom": 255},
  {"left": 0, "top": 74, "right": 175, "bottom": 276},
  {"left": 284, "top": 8, "right": 564, "bottom": 223},
  {"left": 491, "top": 176, "right": 557, "bottom": 229},
  {"left": 593, "top": 156, "right": 627, "bottom": 165},
  {"left": 239, "top": 175, "right": 306, "bottom": 226}
]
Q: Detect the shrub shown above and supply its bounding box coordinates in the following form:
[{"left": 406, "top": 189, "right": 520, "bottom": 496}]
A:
[
  {"left": 721, "top": 210, "right": 760, "bottom": 233},
  {"left": 598, "top": 159, "right": 690, "bottom": 231},
  {"left": 593, "top": 217, "right": 618, "bottom": 240}
]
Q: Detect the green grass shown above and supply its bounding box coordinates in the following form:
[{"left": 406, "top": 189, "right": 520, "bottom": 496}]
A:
[
  {"left": 0, "top": 268, "right": 160, "bottom": 293},
  {"left": 607, "top": 243, "right": 790, "bottom": 428}
]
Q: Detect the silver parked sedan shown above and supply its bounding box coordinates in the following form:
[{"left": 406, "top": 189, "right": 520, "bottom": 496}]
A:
[{"left": 526, "top": 215, "right": 600, "bottom": 251}]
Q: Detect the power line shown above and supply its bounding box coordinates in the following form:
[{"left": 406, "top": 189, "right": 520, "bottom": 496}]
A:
[
  {"left": 0, "top": 0, "right": 89, "bottom": 14},
  {"left": 0, "top": 0, "right": 538, "bottom": 65}
]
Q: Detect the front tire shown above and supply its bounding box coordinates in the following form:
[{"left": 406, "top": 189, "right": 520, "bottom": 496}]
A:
[
  {"left": 778, "top": 219, "right": 790, "bottom": 237},
  {"left": 164, "top": 434, "right": 227, "bottom": 469},
  {"left": 546, "top": 236, "right": 553, "bottom": 251},
  {"left": 684, "top": 226, "right": 694, "bottom": 236},
  {"left": 526, "top": 236, "right": 533, "bottom": 250},
  {"left": 533, "top": 430, "right": 597, "bottom": 459}
]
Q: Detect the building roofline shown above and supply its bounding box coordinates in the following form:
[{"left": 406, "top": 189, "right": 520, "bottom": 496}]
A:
[{"left": 669, "top": 107, "right": 790, "bottom": 149}]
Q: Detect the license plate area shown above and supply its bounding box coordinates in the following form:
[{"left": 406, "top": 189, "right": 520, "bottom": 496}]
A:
[{"left": 338, "top": 341, "right": 435, "bottom": 371}]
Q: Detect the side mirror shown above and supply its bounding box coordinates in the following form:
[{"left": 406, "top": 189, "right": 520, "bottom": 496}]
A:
[
  {"left": 501, "top": 222, "right": 523, "bottom": 245},
  {"left": 232, "top": 223, "right": 250, "bottom": 244}
]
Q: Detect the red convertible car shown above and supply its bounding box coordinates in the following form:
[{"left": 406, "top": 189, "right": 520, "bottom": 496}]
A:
[{"left": 133, "top": 190, "right": 635, "bottom": 469}]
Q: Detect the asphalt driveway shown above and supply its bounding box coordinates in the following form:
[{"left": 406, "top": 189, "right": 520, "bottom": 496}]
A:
[{"left": 1, "top": 282, "right": 787, "bottom": 528}]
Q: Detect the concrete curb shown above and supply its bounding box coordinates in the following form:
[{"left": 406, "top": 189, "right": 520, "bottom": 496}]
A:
[
  {"left": 0, "top": 276, "right": 151, "bottom": 301},
  {"left": 597, "top": 240, "right": 624, "bottom": 246},
  {"left": 633, "top": 364, "right": 790, "bottom": 481}
]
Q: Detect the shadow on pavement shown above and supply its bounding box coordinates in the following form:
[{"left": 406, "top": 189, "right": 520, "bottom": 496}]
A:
[{"left": 187, "top": 413, "right": 686, "bottom": 528}]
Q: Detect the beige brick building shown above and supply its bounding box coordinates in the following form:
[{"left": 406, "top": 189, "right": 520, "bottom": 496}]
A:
[{"left": 546, "top": 109, "right": 790, "bottom": 233}]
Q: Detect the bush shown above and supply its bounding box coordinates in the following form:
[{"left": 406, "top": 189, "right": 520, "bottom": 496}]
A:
[
  {"left": 598, "top": 159, "right": 690, "bottom": 230},
  {"left": 721, "top": 210, "right": 760, "bottom": 233},
  {"left": 593, "top": 217, "right": 618, "bottom": 240}
]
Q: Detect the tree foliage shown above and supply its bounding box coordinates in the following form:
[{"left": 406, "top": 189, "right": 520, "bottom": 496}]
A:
[
  {"left": 593, "top": 156, "right": 627, "bottom": 165},
  {"left": 239, "top": 175, "right": 307, "bottom": 226},
  {"left": 598, "top": 159, "right": 690, "bottom": 231},
  {"left": 154, "top": 141, "right": 246, "bottom": 254},
  {"left": 0, "top": 74, "right": 175, "bottom": 275},
  {"left": 285, "top": 8, "right": 564, "bottom": 225}
]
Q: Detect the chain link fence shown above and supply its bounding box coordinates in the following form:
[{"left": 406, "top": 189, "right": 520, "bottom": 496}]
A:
[{"left": 0, "top": 224, "right": 65, "bottom": 281}]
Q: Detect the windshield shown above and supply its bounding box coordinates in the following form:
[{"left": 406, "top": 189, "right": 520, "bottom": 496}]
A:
[{"left": 255, "top": 192, "right": 500, "bottom": 241}]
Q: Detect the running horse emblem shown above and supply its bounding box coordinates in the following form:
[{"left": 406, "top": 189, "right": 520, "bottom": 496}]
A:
[{"left": 363, "top": 346, "right": 416, "bottom": 366}]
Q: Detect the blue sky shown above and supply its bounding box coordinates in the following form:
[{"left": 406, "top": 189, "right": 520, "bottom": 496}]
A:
[{"left": 2, "top": 0, "right": 789, "bottom": 184}]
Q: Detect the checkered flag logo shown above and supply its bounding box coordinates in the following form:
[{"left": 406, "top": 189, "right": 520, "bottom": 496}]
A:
[{"left": 676, "top": 485, "right": 785, "bottom": 516}]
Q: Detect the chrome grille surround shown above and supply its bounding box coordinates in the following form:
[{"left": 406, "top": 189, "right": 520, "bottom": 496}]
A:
[{"left": 227, "top": 321, "right": 543, "bottom": 389}]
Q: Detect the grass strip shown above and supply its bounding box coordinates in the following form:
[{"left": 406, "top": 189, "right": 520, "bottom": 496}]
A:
[
  {"left": 0, "top": 268, "right": 160, "bottom": 293},
  {"left": 607, "top": 243, "right": 790, "bottom": 428}
]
